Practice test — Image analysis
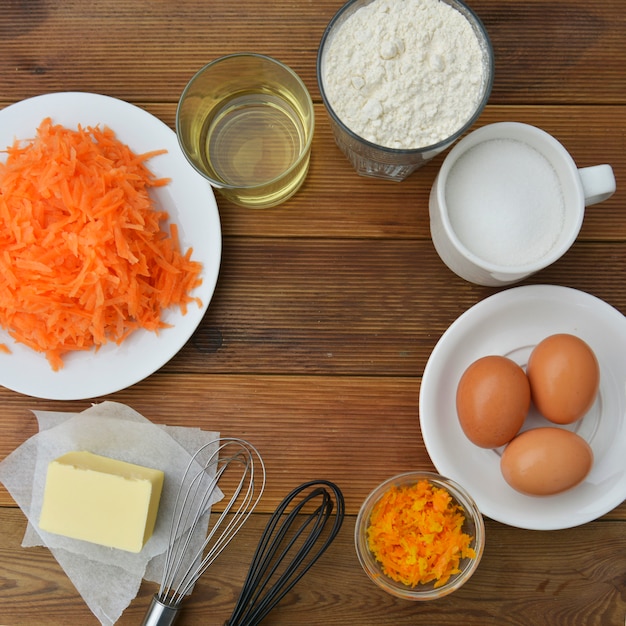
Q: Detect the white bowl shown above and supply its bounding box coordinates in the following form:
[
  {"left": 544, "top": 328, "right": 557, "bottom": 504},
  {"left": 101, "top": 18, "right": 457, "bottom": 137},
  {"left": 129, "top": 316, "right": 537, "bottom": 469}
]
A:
[{"left": 419, "top": 284, "right": 626, "bottom": 530}]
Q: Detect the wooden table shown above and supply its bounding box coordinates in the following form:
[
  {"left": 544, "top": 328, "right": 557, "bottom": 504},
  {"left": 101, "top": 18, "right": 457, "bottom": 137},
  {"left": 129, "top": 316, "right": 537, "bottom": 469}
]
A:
[{"left": 1, "top": 1, "right": 625, "bottom": 624}]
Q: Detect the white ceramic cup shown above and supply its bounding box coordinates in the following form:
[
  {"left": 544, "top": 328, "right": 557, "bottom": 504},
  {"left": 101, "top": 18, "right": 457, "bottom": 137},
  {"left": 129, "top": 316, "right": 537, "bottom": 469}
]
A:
[{"left": 429, "top": 122, "right": 616, "bottom": 286}]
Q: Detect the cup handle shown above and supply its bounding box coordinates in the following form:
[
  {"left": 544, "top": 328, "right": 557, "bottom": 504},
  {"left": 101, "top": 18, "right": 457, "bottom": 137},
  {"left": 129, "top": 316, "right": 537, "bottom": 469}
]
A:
[{"left": 578, "top": 164, "right": 616, "bottom": 206}]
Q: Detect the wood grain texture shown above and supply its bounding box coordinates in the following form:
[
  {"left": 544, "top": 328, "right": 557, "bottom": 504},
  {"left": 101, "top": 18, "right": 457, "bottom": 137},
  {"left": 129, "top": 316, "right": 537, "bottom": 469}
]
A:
[
  {"left": 1, "top": 0, "right": 625, "bottom": 624},
  {"left": 3, "top": 103, "right": 621, "bottom": 241},
  {"left": 1, "top": 508, "right": 625, "bottom": 625},
  {"left": 2, "top": 372, "right": 626, "bottom": 517},
  {"left": 1, "top": 1, "right": 625, "bottom": 105},
  {"left": 0, "top": 374, "right": 425, "bottom": 512}
]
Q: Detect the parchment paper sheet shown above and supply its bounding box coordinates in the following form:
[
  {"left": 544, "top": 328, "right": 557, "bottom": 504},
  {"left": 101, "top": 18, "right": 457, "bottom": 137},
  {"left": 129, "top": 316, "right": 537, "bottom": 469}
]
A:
[{"left": 0, "top": 401, "right": 221, "bottom": 625}]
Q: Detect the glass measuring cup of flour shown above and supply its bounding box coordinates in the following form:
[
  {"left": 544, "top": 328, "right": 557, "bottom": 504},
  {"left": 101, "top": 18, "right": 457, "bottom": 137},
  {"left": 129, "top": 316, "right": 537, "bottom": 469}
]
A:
[
  {"left": 429, "top": 122, "right": 616, "bottom": 286},
  {"left": 316, "top": 0, "right": 494, "bottom": 181}
]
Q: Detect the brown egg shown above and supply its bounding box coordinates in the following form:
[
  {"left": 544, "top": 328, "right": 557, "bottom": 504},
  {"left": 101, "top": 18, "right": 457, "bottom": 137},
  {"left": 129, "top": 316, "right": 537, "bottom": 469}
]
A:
[
  {"left": 501, "top": 427, "right": 593, "bottom": 496},
  {"left": 456, "top": 355, "right": 530, "bottom": 448},
  {"left": 527, "top": 334, "right": 599, "bottom": 424}
]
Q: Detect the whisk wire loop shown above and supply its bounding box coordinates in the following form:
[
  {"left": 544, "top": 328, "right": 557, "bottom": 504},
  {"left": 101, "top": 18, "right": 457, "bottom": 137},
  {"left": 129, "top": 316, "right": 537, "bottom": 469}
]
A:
[
  {"left": 159, "top": 457, "right": 223, "bottom": 601},
  {"left": 176, "top": 453, "right": 260, "bottom": 600},
  {"left": 225, "top": 479, "right": 345, "bottom": 626},
  {"left": 142, "top": 441, "right": 345, "bottom": 626},
  {"left": 247, "top": 488, "right": 333, "bottom": 601},
  {"left": 153, "top": 437, "right": 266, "bottom": 609}
]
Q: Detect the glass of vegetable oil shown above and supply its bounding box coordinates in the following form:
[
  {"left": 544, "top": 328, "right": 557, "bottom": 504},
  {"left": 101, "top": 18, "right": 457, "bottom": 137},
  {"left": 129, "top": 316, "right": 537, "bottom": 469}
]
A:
[{"left": 176, "top": 53, "right": 314, "bottom": 209}]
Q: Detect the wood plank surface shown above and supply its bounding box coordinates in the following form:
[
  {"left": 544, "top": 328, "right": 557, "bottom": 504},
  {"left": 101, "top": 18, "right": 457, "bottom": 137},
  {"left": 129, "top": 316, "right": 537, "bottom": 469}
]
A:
[
  {"left": 1, "top": 103, "right": 621, "bottom": 241},
  {"left": 2, "top": 1, "right": 625, "bottom": 105},
  {"left": 1, "top": 0, "right": 625, "bottom": 624},
  {"left": 2, "top": 508, "right": 625, "bottom": 626}
]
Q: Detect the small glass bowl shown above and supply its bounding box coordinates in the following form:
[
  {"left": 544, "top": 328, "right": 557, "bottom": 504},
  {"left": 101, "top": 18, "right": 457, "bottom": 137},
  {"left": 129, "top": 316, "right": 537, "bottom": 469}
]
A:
[
  {"left": 354, "top": 471, "right": 485, "bottom": 600},
  {"left": 317, "top": 0, "right": 494, "bottom": 181}
]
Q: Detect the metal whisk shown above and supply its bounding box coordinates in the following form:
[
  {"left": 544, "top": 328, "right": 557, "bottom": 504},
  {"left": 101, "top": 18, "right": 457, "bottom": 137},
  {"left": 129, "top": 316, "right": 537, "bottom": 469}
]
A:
[
  {"left": 141, "top": 437, "right": 266, "bottom": 626},
  {"left": 225, "top": 479, "right": 345, "bottom": 626}
]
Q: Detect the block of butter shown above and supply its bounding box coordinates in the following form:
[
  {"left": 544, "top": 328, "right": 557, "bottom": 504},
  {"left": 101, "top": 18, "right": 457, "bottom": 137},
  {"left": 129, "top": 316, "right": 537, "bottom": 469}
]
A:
[{"left": 39, "top": 451, "right": 165, "bottom": 553}]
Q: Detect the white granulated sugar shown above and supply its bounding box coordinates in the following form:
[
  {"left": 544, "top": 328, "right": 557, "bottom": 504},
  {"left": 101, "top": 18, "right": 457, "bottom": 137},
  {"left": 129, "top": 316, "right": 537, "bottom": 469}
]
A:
[
  {"left": 446, "top": 138, "right": 565, "bottom": 267},
  {"left": 322, "top": 0, "right": 486, "bottom": 149}
]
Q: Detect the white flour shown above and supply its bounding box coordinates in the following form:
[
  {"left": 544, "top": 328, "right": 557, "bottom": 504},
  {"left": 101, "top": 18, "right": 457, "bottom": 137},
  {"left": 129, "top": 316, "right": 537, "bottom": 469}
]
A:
[{"left": 322, "top": 0, "right": 486, "bottom": 149}]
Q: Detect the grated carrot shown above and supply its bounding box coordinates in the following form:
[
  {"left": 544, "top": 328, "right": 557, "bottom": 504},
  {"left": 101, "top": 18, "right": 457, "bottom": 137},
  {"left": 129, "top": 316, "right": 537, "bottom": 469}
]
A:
[
  {"left": 367, "top": 479, "right": 476, "bottom": 588},
  {"left": 0, "top": 117, "right": 203, "bottom": 371}
]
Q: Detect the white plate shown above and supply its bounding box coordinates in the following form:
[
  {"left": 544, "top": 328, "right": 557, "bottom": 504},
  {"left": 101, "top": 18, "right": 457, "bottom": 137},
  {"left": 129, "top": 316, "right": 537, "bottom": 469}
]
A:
[
  {"left": 419, "top": 285, "right": 626, "bottom": 530},
  {"left": 0, "top": 92, "right": 221, "bottom": 400}
]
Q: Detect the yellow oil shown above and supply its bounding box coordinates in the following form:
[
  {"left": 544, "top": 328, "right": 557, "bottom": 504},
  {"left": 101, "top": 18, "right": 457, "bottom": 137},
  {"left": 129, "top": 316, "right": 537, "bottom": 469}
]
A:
[{"left": 200, "top": 91, "right": 309, "bottom": 201}]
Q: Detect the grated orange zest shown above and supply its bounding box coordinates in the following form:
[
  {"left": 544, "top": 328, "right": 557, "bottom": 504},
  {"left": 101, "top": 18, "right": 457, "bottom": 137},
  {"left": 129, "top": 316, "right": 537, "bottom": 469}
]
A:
[{"left": 367, "top": 479, "right": 476, "bottom": 588}]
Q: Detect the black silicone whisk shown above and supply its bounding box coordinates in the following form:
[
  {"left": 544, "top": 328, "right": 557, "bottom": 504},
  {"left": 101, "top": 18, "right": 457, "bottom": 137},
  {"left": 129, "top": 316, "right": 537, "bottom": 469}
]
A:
[{"left": 224, "top": 479, "right": 345, "bottom": 626}]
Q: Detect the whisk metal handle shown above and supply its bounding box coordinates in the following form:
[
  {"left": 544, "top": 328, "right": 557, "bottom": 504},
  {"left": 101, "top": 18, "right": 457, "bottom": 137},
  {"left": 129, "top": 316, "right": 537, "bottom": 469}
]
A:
[{"left": 140, "top": 595, "right": 182, "bottom": 626}]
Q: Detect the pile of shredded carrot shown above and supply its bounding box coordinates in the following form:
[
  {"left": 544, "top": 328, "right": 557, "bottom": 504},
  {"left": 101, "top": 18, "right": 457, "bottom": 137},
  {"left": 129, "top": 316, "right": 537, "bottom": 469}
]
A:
[
  {"left": 0, "top": 117, "right": 203, "bottom": 370},
  {"left": 367, "top": 479, "right": 476, "bottom": 588}
]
